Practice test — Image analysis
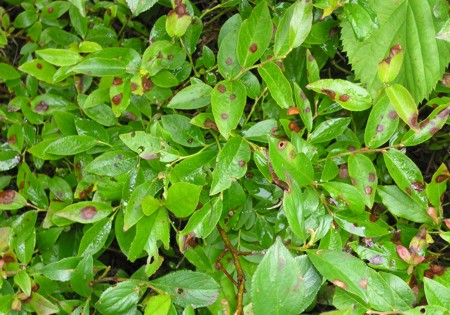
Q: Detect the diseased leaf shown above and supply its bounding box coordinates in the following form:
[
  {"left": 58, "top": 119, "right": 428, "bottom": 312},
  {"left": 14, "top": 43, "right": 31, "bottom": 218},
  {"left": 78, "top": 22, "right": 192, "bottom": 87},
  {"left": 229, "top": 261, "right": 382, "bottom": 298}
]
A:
[
  {"left": 386, "top": 84, "right": 419, "bottom": 130},
  {"left": 0, "top": 190, "right": 27, "bottom": 210},
  {"left": 18, "top": 59, "right": 56, "bottom": 83},
  {"left": 364, "top": 95, "right": 399, "bottom": 148},
  {"left": 54, "top": 202, "right": 113, "bottom": 225},
  {"left": 348, "top": 154, "right": 377, "bottom": 208},
  {"left": 85, "top": 151, "right": 137, "bottom": 177}
]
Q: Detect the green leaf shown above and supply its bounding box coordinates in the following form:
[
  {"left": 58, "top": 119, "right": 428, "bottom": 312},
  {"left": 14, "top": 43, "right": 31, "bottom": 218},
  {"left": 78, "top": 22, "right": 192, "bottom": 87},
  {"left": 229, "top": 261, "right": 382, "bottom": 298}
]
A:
[
  {"left": 180, "top": 198, "right": 222, "bottom": 240},
  {"left": 283, "top": 180, "right": 307, "bottom": 241},
  {"left": 18, "top": 59, "right": 56, "bottom": 83},
  {"left": 9, "top": 210, "right": 37, "bottom": 249},
  {"left": 427, "top": 163, "right": 449, "bottom": 208},
  {"left": 236, "top": 1, "right": 272, "bottom": 67},
  {"left": 307, "top": 79, "right": 372, "bottom": 111},
  {"left": 110, "top": 76, "right": 131, "bottom": 117},
  {"left": 210, "top": 136, "right": 251, "bottom": 195},
  {"left": 85, "top": 151, "right": 138, "bottom": 177},
  {"left": 161, "top": 114, "right": 205, "bottom": 147},
  {"left": 335, "top": 211, "right": 391, "bottom": 237},
  {"left": 36, "top": 49, "right": 83, "bottom": 66},
  {"left": 322, "top": 182, "right": 365, "bottom": 213},
  {"left": 120, "top": 131, "right": 162, "bottom": 160},
  {"left": 274, "top": 0, "right": 313, "bottom": 56},
  {"left": 242, "top": 119, "right": 277, "bottom": 143},
  {"left": 166, "top": 2, "right": 192, "bottom": 37},
  {"left": 252, "top": 239, "right": 321, "bottom": 314},
  {"left": 0, "top": 190, "right": 27, "bottom": 210},
  {"left": 258, "top": 62, "right": 294, "bottom": 109},
  {"left": 309, "top": 117, "right": 351, "bottom": 144},
  {"left": 364, "top": 95, "right": 399, "bottom": 148},
  {"left": 385, "top": 84, "right": 419, "bottom": 130},
  {"left": 211, "top": 80, "right": 247, "bottom": 139},
  {"left": 165, "top": 182, "right": 202, "bottom": 218},
  {"left": 43, "top": 135, "right": 97, "bottom": 156},
  {"left": 379, "top": 272, "right": 415, "bottom": 310},
  {"left": 14, "top": 270, "right": 32, "bottom": 296},
  {"left": 383, "top": 149, "right": 427, "bottom": 206},
  {"left": 54, "top": 201, "right": 113, "bottom": 225},
  {"left": 343, "top": 2, "right": 378, "bottom": 41},
  {"left": 149, "top": 271, "right": 220, "bottom": 308},
  {"left": 341, "top": 0, "right": 450, "bottom": 102},
  {"left": 217, "top": 30, "right": 242, "bottom": 79},
  {"left": 126, "top": 0, "right": 157, "bottom": 16},
  {"left": 308, "top": 250, "right": 369, "bottom": 304},
  {"left": 78, "top": 217, "right": 112, "bottom": 256},
  {"left": 167, "top": 82, "right": 212, "bottom": 110},
  {"left": 71, "top": 57, "right": 127, "bottom": 76},
  {"left": 145, "top": 295, "right": 172, "bottom": 315},
  {"left": 0, "top": 63, "right": 21, "bottom": 81},
  {"left": 168, "top": 150, "right": 216, "bottom": 185},
  {"left": 293, "top": 83, "right": 313, "bottom": 132},
  {"left": 348, "top": 154, "right": 377, "bottom": 208},
  {"left": 268, "top": 136, "right": 314, "bottom": 186},
  {"left": 377, "top": 185, "right": 431, "bottom": 223},
  {"left": 141, "top": 41, "right": 186, "bottom": 76},
  {"left": 29, "top": 292, "right": 60, "bottom": 315},
  {"left": 71, "top": 255, "right": 94, "bottom": 297},
  {"left": 95, "top": 280, "right": 144, "bottom": 314},
  {"left": 14, "top": 10, "right": 38, "bottom": 28},
  {"left": 424, "top": 278, "right": 450, "bottom": 309},
  {"left": 40, "top": 257, "right": 81, "bottom": 281}
]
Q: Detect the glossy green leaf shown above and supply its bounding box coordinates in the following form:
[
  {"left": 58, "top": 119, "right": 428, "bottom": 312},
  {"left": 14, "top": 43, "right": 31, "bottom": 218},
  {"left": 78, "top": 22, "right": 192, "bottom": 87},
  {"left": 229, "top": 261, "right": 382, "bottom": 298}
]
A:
[
  {"left": 202, "top": 45, "right": 215, "bottom": 69},
  {"left": 335, "top": 211, "right": 391, "bottom": 237},
  {"left": 383, "top": 149, "right": 427, "bottom": 206},
  {"left": 0, "top": 151, "right": 20, "bottom": 172},
  {"left": 168, "top": 150, "right": 216, "bottom": 185},
  {"left": 274, "top": 0, "right": 313, "bottom": 56},
  {"left": 364, "top": 95, "right": 399, "bottom": 148},
  {"left": 343, "top": 2, "right": 378, "bottom": 41},
  {"left": 217, "top": 29, "right": 242, "bottom": 79},
  {"left": 43, "top": 135, "right": 97, "bottom": 156},
  {"left": 0, "top": 63, "right": 21, "bottom": 81},
  {"left": 14, "top": 269, "right": 32, "bottom": 296},
  {"left": 71, "top": 57, "right": 127, "bottom": 76},
  {"left": 211, "top": 80, "right": 247, "bottom": 139},
  {"left": 348, "top": 154, "right": 377, "bottom": 208},
  {"left": 141, "top": 40, "right": 186, "bottom": 76},
  {"left": 0, "top": 190, "right": 27, "bottom": 210},
  {"left": 308, "top": 250, "right": 369, "bottom": 303},
  {"left": 165, "top": 182, "right": 202, "bottom": 218},
  {"left": 293, "top": 83, "right": 313, "bottom": 132},
  {"left": 424, "top": 278, "right": 450, "bottom": 309},
  {"left": 268, "top": 136, "right": 314, "bottom": 186},
  {"left": 126, "top": 0, "right": 157, "bottom": 16},
  {"left": 386, "top": 84, "right": 419, "bottom": 130},
  {"left": 283, "top": 179, "right": 307, "bottom": 241},
  {"left": 236, "top": 1, "right": 272, "bottom": 67},
  {"left": 145, "top": 295, "right": 172, "bottom": 315},
  {"left": 29, "top": 292, "right": 60, "bottom": 315},
  {"left": 120, "top": 131, "right": 162, "bottom": 160},
  {"left": 180, "top": 198, "right": 222, "bottom": 240},
  {"left": 150, "top": 271, "right": 220, "bottom": 308},
  {"left": 71, "top": 254, "right": 94, "bottom": 297},
  {"left": 239, "top": 70, "right": 261, "bottom": 99},
  {"left": 377, "top": 185, "right": 431, "bottom": 223},
  {"left": 378, "top": 272, "right": 415, "bottom": 310},
  {"left": 18, "top": 59, "right": 56, "bottom": 83},
  {"left": 210, "top": 136, "right": 251, "bottom": 195},
  {"left": 95, "top": 280, "right": 144, "bottom": 314},
  {"left": 85, "top": 151, "right": 138, "bottom": 177},
  {"left": 258, "top": 61, "right": 294, "bottom": 109},
  {"left": 252, "top": 239, "right": 321, "bottom": 314},
  {"left": 309, "top": 118, "right": 351, "bottom": 144},
  {"left": 167, "top": 83, "right": 212, "bottom": 109},
  {"left": 40, "top": 257, "right": 81, "bottom": 281},
  {"left": 78, "top": 217, "right": 112, "bottom": 256},
  {"left": 36, "top": 49, "right": 83, "bottom": 66},
  {"left": 14, "top": 10, "right": 38, "bottom": 28},
  {"left": 161, "top": 114, "right": 205, "bottom": 147},
  {"left": 31, "top": 94, "right": 78, "bottom": 115},
  {"left": 9, "top": 210, "right": 37, "bottom": 248},
  {"left": 307, "top": 79, "right": 372, "bottom": 111},
  {"left": 426, "top": 163, "right": 449, "bottom": 208},
  {"left": 322, "top": 182, "right": 365, "bottom": 213},
  {"left": 54, "top": 201, "right": 113, "bottom": 225}
]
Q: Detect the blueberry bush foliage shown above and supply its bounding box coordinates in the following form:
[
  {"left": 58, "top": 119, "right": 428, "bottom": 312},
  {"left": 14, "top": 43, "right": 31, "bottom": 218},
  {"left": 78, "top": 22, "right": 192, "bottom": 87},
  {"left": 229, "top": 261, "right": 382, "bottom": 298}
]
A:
[{"left": 1, "top": 0, "right": 450, "bottom": 314}]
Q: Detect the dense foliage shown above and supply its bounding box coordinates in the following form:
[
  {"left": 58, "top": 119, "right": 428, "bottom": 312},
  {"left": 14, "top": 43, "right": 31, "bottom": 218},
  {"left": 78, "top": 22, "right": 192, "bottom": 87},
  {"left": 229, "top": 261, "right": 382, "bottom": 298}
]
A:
[{"left": 0, "top": 0, "right": 450, "bottom": 314}]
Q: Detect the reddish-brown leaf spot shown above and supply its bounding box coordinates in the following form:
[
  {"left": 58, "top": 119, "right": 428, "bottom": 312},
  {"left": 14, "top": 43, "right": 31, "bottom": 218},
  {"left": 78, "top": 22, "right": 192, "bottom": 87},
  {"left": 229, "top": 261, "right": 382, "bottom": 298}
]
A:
[
  {"left": 351, "top": 177, "right": 356, "bottom": 185},
  {"left": 8, "top": 135, "right": 16, "bottom": 144},
  {"left": 430, "top": 127, "right": 439, "bottom": 136},
  {"left": 249, "top": 43, "right": 258, "bottom": 53},
  {"left": 409, "top": 113, "right": 419, "bottom": 129},
  {"left": 332, "top": 279, "right": 347, "bottom": 290},
  {"left": 287, "top": 106, "right": 300, "bottom": 115},
  {"left": 430, "top": 264, "right": 446, "bottom": 276},
  {"left": 36, "top": 63, "right": 43, "bottom": 70},
  {"left": 411, "top": 181, "right": 425, "bottom": 192},
  {"left": 229, "top": 94, "right": 236, "bottom": 100},
  {"left": 130, "top": 82, "right": 138, "bottom": 91},
  {"left": 364, "top": 186, "right": 373, "bottom": 195},
  {"left": 289, "top": 150, "right": 296, "bottom": 159},
  {"left": 339, "top": 94, "right": 350, "bottom": 102},
  {"left": 35, "top": 101, "right": 49, "bottom": 112},
  {"left": 405, "top": 187, "right": 412, "bottom": 195},
  {"left": 321, "top": 89, "right": 336, "bottom": 100},
  {"left": 396, "top": 245, "right": 411, "bottom": 263},
  {"left": 79, "top": 184, "right": 94, "bottom": 199},
  {"left": 238, "top": 160, "right": 246, "bottom": 167},
  {"left": 289, "top": 121, "right": 301, "bottom": 133},
  {"left": 47, "top": 7, "right": 54, "bottom": 13},
  {"left": 303, "top": 107, "right": 311, "bottom": 113},
  {"left": 420, "top": 118, "right": 430, "bottom": 128},
  {"left": 167, "top": 54, "right": 174, "bottom": 60},
  {"left": 389, "top": 111, "right": 398, "bottom": 119},
  {"left": 277, "top": 141, "right": 287, "bottom": 151},
  {"left": 157, "top": 51, "right": 164, "bottom": 59},
  {"left": 113, "top": 77, "right": 123, "bottom": 85},
  {"left": 141, "top": 153, "right": 158, "bottom": 160},
  {"left": 0, "top": 190, "right": 15, "bottom": 204},
  {"left": 436, "top": 174, "right": 449, "bottom": 183},
  {"left": 204, "top": 118, "right": 218, "bottom": 130},
  {"left": 226, "top": 57, "right": 233, "bottom": 65},
  {"left": 308, "top": 54, "right": 314, "bottom": 62},
  {"left": 368, "top": 173, "right": 376, "bottom": 182},
  {"left": 81, "top": 206, "right": 97, "bottom": 220},
  {"left": 359, "top": 278, "right": 368, "bottom": 289},
  {"left": 187, "top": 138, "right": 193, "bottom": 144},
  {"left": 369, "top": 213, "right": 379, "bottom": 222},
  {"left": 376, "top": 124, "right": 384, "bottom": 132},
  {"left": 181, "top": 232, "right": 197, "bottom": 253},
  {"left": 221, "top": 113, "right": 228, "bottom": 120},
  {"left": 348, "top": 145, "right": 356, "bottom": 151},
  {"left": 217, "top": 85, "right": 226, "bottom": 93},
  {"left": 437, "top": 106, "right": 450, "bottom": 118},
  {"left": 339, "top": 164, "right": 349, "bottom": 178},
  {"left": 142, "top": 77, "right": 154, "bottom": 92},
  {"left": 112, "top": 93, "right": 122, "bottom": 105},
  {"left": 427, "top": 206, "right": 439, "bottom": 225}
]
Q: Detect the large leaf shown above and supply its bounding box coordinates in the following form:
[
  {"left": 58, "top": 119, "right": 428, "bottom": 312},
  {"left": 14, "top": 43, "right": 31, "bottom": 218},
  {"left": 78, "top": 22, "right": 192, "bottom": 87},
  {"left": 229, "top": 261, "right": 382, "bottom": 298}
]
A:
[
  {"left": 126, "top": 0, "right": 157, "bottom": 16},
  {"left": 210, "top": 136, "right": 251, "bottom": 195},
  {"left": 95, "top": 280, "right": 144, "bottom": 314},
  {"left": 424, "top": 278, "right": 450, "bottom": 309},
  {"left": 165, "top": 182, "right": 202, "bottom": 218},
  {"left": 167, "top": 82, "right": 212, "bottom": 110},
  {"left": 252, "top": 239, "right": 321, "bottom": 314},
  {"left": 341, "top": 0, "right": 450, "bottom": 102},
  {"left": 150, "top": 271, "right": 220, "bottom": 308},
  {"left": 258, "top": 61, "right": 294, "bottom": 109}
]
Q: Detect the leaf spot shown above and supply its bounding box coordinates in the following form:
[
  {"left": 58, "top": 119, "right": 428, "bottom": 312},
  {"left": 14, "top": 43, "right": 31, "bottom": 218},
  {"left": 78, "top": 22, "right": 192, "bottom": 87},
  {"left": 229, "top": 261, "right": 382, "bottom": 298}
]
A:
[
  {"left": 8, "top": 135, "right": 17, "bottom": 144},
  {"left": 411, "top": 181, "right": 424, "bottom": 192},
  {"left": 389, "top": 111, "right": 398, "bottom": 119},
  {"left": 36, "top": 63, "right": 43, "bottom": 70},
  {"left": 229, "top": 94, "right": 236, "bottom": 100},
  {"left": 277, "top": 141, "right": 287, "bottom": 151},
  {"left": 217, "top": 84, "right": 226, "bottom": 93},
  {"left": 376, "top": 124, "right": 384, "bottom": 132},
  {"left": 47, "top": 7, "right": 54, "bottom": 13},
  {"left": 142, "top": 77, "right": 154, "bottom": 92},
  {"left": 332, "top": 279, "right": 347, "bottom": 289},
  {"left": 359, "top": 278, "right": 368, "bottom": 289},
  {"left": 321, "top": 89, "right": 336, "bottom": 100},
  {"left": 288, "top": 150, "right": 296, "bottom": 159},
  {"left": 249, "top": 43, "right": 258, "bottom": 53},
  {"left": 238, "top": 160, "right": 245, "bottom": 167},
  {"left": 364, "top": 186, "right": 373, "bottom": 194},
  {"left": 409, "top": 113, "right": 419, "bottom": 129},
  {"left": 339, "top": 94, "right": 350, "bottom": 102},
  {"left": 226, "top": 57, "right": 233, "bottom": 65},
  {"left": 221, "top": 113, "right": 228, "bottom": 120},
  {"left": 287, "top": 106, "right": 300, "bottom": 115},
  {"left": 405, "top": 187, "right": 412, "bottom": 195},
  {"left": 81, "top": 206, "right": 97, "bottom": 220},
  {"left": 0, "top": 190, "right": 15, "bottom": 204},
  {"left": 289, "top": 121, "right": 300, "bottom": 133},
  {"left": 35, "top": 101, "right": 49, "bottom": 112},
  {"left": 368, "top": 173, "right": 376, "bottom": 182},
  {"left": 112, "top": 93, "right": 122, "bottom": 105},
  {"left": 113, "top": 77, "right": 123, "bottom": 85}
]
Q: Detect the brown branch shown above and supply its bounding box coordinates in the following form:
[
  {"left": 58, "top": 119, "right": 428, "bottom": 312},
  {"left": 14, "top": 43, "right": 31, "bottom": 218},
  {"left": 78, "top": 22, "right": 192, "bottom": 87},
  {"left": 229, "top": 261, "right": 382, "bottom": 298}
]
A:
[{"left": 216, "top": 224, "right": 246, "bottom": 315}]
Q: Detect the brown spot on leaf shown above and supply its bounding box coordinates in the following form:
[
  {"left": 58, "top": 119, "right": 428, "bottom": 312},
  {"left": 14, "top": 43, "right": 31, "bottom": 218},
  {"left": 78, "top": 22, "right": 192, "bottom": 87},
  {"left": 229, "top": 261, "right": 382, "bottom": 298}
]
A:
[
  {"left": 113, "top": 77, "right": 123, "bottom": 85},
  {"left": 47, "top": 7, "right": 54, "bottom": 13},
  {"left": 332, "top": 279, "right": 347, "bottom": 289},
  {"left": 430, "top": 127, "right": 439, "bottom": 136},
  {"left": 365, "top": 186, "right": 373, "bottom": 195},
  {"left": 142, "top": 77, "right": 154, "bottom": 92},
  {"left": 436, "top": 174, "right": 449, "bottom": 183},
  {"left": 81, "top": 206, "right": 97, "bottom": 220},
  {"left": 36, "top": 63, "right": 43, "bottom": 70},
  {"left": 226, "top": 57, "right": 232, "bottom": 65},
  {"left": 221, "top": 113, "right": 228, "bottom": 120},
  {"left": 339, "top": 94, "right": 350, "bottom": 102},
  {"left": 167, "top": 55, "right": 174, "bottom": 60},
  {"left": 289, "top": 121, "right": 301, "bottom": 133},
  {"left": 368, "top": 173, "right": 376, "bottom": 182},
  {"left": 117, "top": 154, "right": 123, "bottom": 160},
  {"left": 348, "top": 145, "right": 356, "bottom": 151},
  {"left": 217, "top": 85, "right": 226, "bottom": 93},
  {"left": 229, "top": 94, "right": 236, "bottom": 100},
  {"left": 376, "top": 124, "right": 384, "bottom": 132},
  {"left": 157, "top": 51, "right": 164, "bottom": 59},
  {"left": 359, "top": 279, "right": 368, "bottom": 289},
  {"left": 238, "top": 160, "right": 245, "bottom": 167},
  {"left": 141, "top": 153, "right": 158, "bottom": 160},
  {"left": 322, "top": 89, "right": 336, "bottom": 100},
  {"left": 187, "top": 138, "right": 193, "bottom": 144},
  {"left": 181, "top": 232, "right": 197, "bottom": 253},
  {"left": 389, "top": 111, "right": 398, "bottom": 119},
  {"left": 411, "top": 181, "right": 424, "bottom": 192},
  {"left": 35, "top": 101, "right": 49, "bottom": 112},
  {"left": 79, "top": 184, "right": 94, "bottom": 199},
  {"left": 420, "top": 118, "right": 429, "bottom": 128},
  {"left": 0, "top": 190, "right": 15, "bottom": 204},
  {"left": 409, "top": 113, "right": 419, "bottom": 129},
  {"left": 168, "top": 0, "right": 188, "bottom": 18},
  {"left": 287, "top": 106, "right": 300, "bottom": 115},
  {"left": 204, "top": 118, "right": 218, "bottom": 130},
  {"left": 8, "top": 135, "right": 16, "bottom": 144},
  {"left": 308, "top": 54, "right": 314, "bottom": 62},
  {"left": 130, "top": 82, "right": 138, "bottom": 91},
  {"left": 277, "top": 141, "right": 287, "bottom": 151},
  {"left": 437, "top": 106, "right": 450, "bottom": 119},
  {"left": 112, "top": 94, "right": 122, "bottom": 105},
  {"left": 339, "top": 164, "right": 349, "bottom": 178},
  {"left": 405, "top": 187, "right": 411, "bottom": 195},
  {"left": 249, "top": 43, "right": 258, "bottom": 53},
  {"left": 303, "top": 107, "right": 311, "bottom": 113}
]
